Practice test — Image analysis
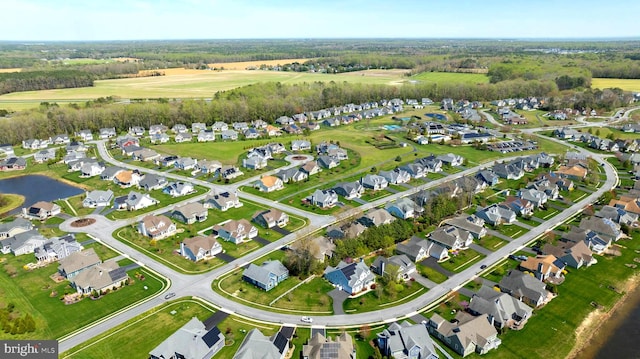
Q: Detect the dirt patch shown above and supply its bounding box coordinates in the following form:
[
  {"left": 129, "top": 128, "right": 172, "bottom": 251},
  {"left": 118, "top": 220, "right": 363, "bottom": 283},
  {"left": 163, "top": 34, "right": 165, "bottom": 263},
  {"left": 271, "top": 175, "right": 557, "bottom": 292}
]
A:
[
  {"left": 70, "top": 218, "right": 96, "bottom": 227},
  {"left": 291, "top": 155, "right": 307, "bottom": 161}
]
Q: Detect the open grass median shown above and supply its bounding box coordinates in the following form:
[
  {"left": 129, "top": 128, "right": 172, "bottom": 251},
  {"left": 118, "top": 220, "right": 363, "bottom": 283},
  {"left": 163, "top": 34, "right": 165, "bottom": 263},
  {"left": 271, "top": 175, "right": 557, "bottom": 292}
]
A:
[{"left": 439, "top": 248, "right": 485, "bottom": 273}]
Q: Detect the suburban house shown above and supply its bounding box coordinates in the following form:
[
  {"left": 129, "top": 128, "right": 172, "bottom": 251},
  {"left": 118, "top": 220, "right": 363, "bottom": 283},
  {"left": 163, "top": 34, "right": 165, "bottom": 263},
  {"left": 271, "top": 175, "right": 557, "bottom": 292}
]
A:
[
  {"left": 502, "top": 196, "right": 535, "bottom": 217},
  {"left": 307, "top": 189, "right": 339, "bottom": 208},
  {"left": 276, "top": 167, "right": 308, "bottom": 183},
  {"left": 324, "top": 260, "right": 375, "bottom": 295},
  {"left": 212, "top": 121, "right": 228, "bottom": 131},
  {"left": 172, "top": 202, "right": 208, "bottom": 224},
  {"left": 171, "top": 124, "right": 188, "bottom": 134},
  {"left": 0, "top": 157, "right": 27, "bottom": 171},
  {"left": 138, "top": 215, "right": 177, "bottom": 240},
  {"left": 427, "top": 312, "right": 501, "bottom": 357},
  {"left": 318, "top": 155, "right": 339, "bottom": 169},
  {"left": 303, "top": 332, "right": 356, "bottom": 359},
  {"left": 360, "top": 174, "right": 389, "bottom": 190},
  {"left": 174, "top": 157, "right": 198, "bottom": 171},
  {"left": 113, "top": 170, "right": 143, "bottom": 188},
  {"left": 437, "top": 153, "right": 465, "bottom": 167},
  {"left": 370, "top": 254, "right": 416, "bottom": 281},
  {"left": 542, "top": 240, "right": 596, "bottom": 269},
  {"left": 385, "top": 198, "right": 423, "bottom": 219},
  {"left": 555, "top": 164, "right": 588, "bottom": 180},
  {"left": 300, "top": 161, "right": 322, "bottom": 176},
  {"left": 468, "top": 286, "right": 533, "bottom": 331},
  {"left": 595, "top": 205, "right": 639, "bottom": 226},
  {"left": 475, "top": 170, "right": 500, "bottom": 187},
  {"left": 379, "top": 169, "right": 411, "bottom": 185},
  {"left": 131, "top": 148, "right": 161, "bottom": 162},
  {"left": 138, "top": 174, "right": 168, "bottom": 191},
  {"left": 204, "top": 191, "right": 242, "bottom": 211},
  {"left": 498, "top": 270, "right": 553, "bottom": 307},
  {"left": 445, "top": 215, "right": 487, "bottom": 239},
  {"left": 516, "top": 188, "right": 548, "bottom": 208},
  {"left": 76, "top": 129, "right": 93, "bottom": 141},
  {"left": 52, "top": 134, "right": 71, "bottom": 145},
  {"left": 252, "top": 208, "right": 289, "bottom": 228},
  {"left": 579, "top": 216, "right": 622, "bottom": 242},
  {"left": 358, "top": 208, "right": 395, "bottom": 227},
  {"left": 22, "top": 201, "right": 61, "bottom": 220},
  {"left": 149, "top": 317, "right": 225, "bottom": 359},
  {"left": 243, "top": 155, "right": 268, "bottom": 170},
  {"left": 415, "top": 155, "right": 443, "bottom": 173},
  {"left": 526, "top": 179, "right": 559, "bottom": 200},
  {"left": 213, "top": 219, "right": 258, "bottom": 244},
  {"left": 221, "top": 129, "right": 239, "bottom": 140},
  {"left": 100, "top": 166, "right": 124, "bottom": 181},
  {"left": 82, "top": 190, "right": 114, "bottom": 208},
  {"left": 128, "top": 127, "right": 145, "bottom": 137},
  {"left": 377, "top": 321, "right": 438, "bottom": 359},
  {"left": 71, "top": 261, "right": 129, "bottom": 295},
  {"left": 255, "top": 175, "right": 284, "bottom": 192},
  {"left": 232, "top": 328, "right": 288, "bottom": 359},
  {"left": 492, "top": 162, "right": 524, "bottom": 180},
  {"left": 174, "top": 132, "right": 193, "bottom": 143},
  {"left": 163, "top": 181, "right": 195, "bottom": 197},
  {"left": 563, "top": 227, "right": 612, "bottom": 254},
  {"left": 333, "top": 181, "right": 364, "bottom": 199},
  {"left": 197, "top": 159, "right": 222, "bottom": 175},
  {"left": 519, "top": 255, "right": 565, "bottom": 283},
  {"left": 33, "top": 234, "right": 82, "bottom": 263},
  {"left": 429, "top": 225, "right": 473, "bottom": 250},
  {"left": 291, "top": 140, "right": 311, "bottom": 151},
  {"left": 197, "top": 130, "right": 216, "bottom": 142},
  {"left": 0, "top": 230, "right": 47, "bottom": 256},
  {"left": 242, "top": 260, "right": 289, "bottom": 291},
  {"left": 58, "top": 248, "right": 101, "bottom": 279},
  {"left": 397, "top": 236, "right": 449, "bottom": 262},
  {"left": 98, "top": 127, "right": 117, "bottom": 139},
  {"left": 290, "top": 236, "right": 335, "bottom": 262},
  {"left": 609, "top": 196, "right": 640, "bottom": 216},
  {"left": 150, "top": 133, "right": 170, "bottom": 144},
  {"left": 113, "top": 191, "right": 158, "bottom": 211},
  {"left": 0, "top": 218, "right": 33, "bottom": 240},
  {"left": 400, "top": 163, "right": 427, "bottom": 179},
  {"left": 326, "top": 222, "right": 366, "bottom": 240},
  {"left": 475, "top": 204, "right": 516, "bottom": 226},
  {"left": 149, "top": 124, "right": 168, "bottom": 135},
  {"left": 191, "top": 122, "right": 207, "bottom": 133},
  {"left": 180, "top": 236, "right": 222, "bottom": 262}
]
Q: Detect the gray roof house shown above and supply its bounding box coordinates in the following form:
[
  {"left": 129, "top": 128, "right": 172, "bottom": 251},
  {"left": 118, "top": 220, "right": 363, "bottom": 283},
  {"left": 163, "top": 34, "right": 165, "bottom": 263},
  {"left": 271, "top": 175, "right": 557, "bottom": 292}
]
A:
[
  {"left": 0, "top": 230, "right": 47, "bottom": 256},
  {"left": 34, "top": 234, "right": 82, "bottom": 263},
  {"left": 437, "top": 153, "right": 464, "bottom": 167},
  {"left": 396, "top": 236, "right": 448, "bottom": 262},
  {"left": 191, "top": 122, "right": 207, "bottom": 133},
  {"left": 333, "top": 181, "right": 364, "bottom": 199},
  {"left": 427, "top": 312, "right": 501, "bottom": 357},
  {"left": 252, "top": 208, "right": 289, "bottom": 229},
  {"left": 163, "top": 181, "right": 195, "bottom": 197},
  {"left": 386, "top": 198, "right": 423, "bottom": 220},
  {"left": 242, "top": 260, "right": 289, "bottom": 291},
  {"left": 212, "top": 121, "right": 228, "bottom": 131},
  {"left": 377, "top": 321, "right": 438, "bottom": 359},
  {"left": 197, "top": 129, "right": 216, "bottom": 142},
  {"left": 379, "top": 169, "right": 411, "bottom": 185},
  {"left": 498, "top": 270, "right": 552, "bottom": 308},
  {"left": 204, "top": 191, "right": 242, "bottom": 211},
  {"left": 516, "top": 188, "right": 548, "bottom": 208},
  {"left": 445, "top": 215, "right": 487, "bottom": 239},
  {"left": 360, "top": 174, "right": 389, "bottom": 191},
  {"left": 0, "top": 218, "right": 33, "bottom": 240},
  {"left": 579, "top": 216, "right": 622, "bottom": 242},
  {"left": 149, "top": 317, "right": 225, "bottom": 359},
  {"left": 595, "top": 205, "right": 639, "bottom": 226},
  {"left": 100, "top": 166, "right": 124, "bottom": 181},
  {"left": 475, "top": 204, "right": 516, "bottom": 227},
  {"left": 276, "top": 167, "right": 307, "bottom": 183},
  {"left": 291, "top": 139, "right": 311, "bottom": 151},
  {"left": 221, "top": 129, "right": 239, "bottom": 141},
  {"left": 542, "top": 240, "right": 596, "bottom": 269},
  {"left": 138, "top": 174, "right": 168, "bottom": 191},
  {"left": 82, "top": 190, "right": 114, "bottom": 208},
  {"left": 492, "top": 163, "right": 524, "bottom": 180},
  {"left": 400, "top": 163, "right": 427, "bottom": 179},
  {"left": 318, "top": 155, "right": 339, "bottom": 169},
  {"left": 370, "top": 254, "right": 417, "bottom": 281},
  {"left": 197, "top": 159, "right": 222, "bottom": 174},
  {"left": 174, "top": 157, "right": 198, "bottom": 171},
  {"left": 172, "top": 202, "right": 208, "bottom": 224},
  {"left": 233, "top": 328, "right": 287, "bottom": 359},
  {"left": 307, "top": 189, "right": 338, "bottom": 208},
  {"left": 429, "top": 225, "right": 473, "bottom": 250},
  {"left": 324, "top": 260, "right": 375, "bottom": 295},
  {"left": 468, "top": 285, "right": 533, "bottom": 330},
  {"left": 243, "top": 156, "right": 268, "bottom": 170}
]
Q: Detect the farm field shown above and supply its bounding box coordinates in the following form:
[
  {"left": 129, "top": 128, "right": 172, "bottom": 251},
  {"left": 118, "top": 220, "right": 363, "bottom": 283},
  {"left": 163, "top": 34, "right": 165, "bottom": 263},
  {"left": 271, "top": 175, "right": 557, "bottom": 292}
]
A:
[
  {"left": 410, "top": 71, "right": 490, "bottom": 85},
  {"left": 591, "top": 78, "right": 640, "bottom": 92},
  {"left": 0, "top": 69, "right": 408, "bottom": 110},
  {"left": 206, "top": 58, "right": 314, "bottom": 70}
]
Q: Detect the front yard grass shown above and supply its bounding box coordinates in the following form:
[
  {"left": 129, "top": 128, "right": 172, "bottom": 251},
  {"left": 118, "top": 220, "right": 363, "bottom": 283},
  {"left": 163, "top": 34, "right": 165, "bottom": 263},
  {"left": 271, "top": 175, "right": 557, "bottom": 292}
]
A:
[
  {"left": 0, "top": 253, "right": 165, "bottom": 340},
  {"left": 495, "top": 224, "right": 527, "bottom": 238},
  {"left": 83, "top": 241, "right": 120, "bottom": 260},
  {"left": 439, "top": 248, "right": 485, "bottom": 273},
  {"left": 535, "top": 206, "right": 561, "bottom": 220},
  {"left": 343, "top": 280, "right": 426, "bottom": 314},
  {"left": 476, "top": 235, "right": 509, "bottom": 251},
  {"left": 416, "top": 264, "right": 449, "bottom": 284}
]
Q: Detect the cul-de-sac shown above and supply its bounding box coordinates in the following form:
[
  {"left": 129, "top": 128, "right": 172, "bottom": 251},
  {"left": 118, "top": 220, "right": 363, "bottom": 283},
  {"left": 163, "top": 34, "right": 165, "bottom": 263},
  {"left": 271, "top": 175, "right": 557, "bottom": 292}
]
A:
[{"left": 1, "top": 4, "right": 640, "bottom": 359}]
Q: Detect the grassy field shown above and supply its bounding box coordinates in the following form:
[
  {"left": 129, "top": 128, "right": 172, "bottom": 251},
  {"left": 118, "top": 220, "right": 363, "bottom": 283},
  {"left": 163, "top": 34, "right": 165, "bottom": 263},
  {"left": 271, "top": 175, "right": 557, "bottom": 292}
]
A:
[
  {"left": 0, "top": 194, "right": 25, "bottom": 216},
  {"left": 410, "top": 72, "right": 490, "bottom": 85},
  {"left": 0, "top": 250, "right": 165, "bottom": 340},
  {"left": 343, "top": 281, "right": 426, "bottom": 313},
  {"left": 592, "top": 78, "right": 640, "bottom": 92},
  {"left": 206, "top": 58, "right": 314, "bottom": 70}
]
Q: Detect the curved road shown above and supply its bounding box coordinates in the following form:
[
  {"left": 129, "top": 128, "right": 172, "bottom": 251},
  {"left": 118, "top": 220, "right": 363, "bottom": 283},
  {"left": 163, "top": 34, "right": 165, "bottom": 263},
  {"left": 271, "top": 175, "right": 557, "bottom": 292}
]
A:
[{"left": 59, "top": 120, "right": 620, "bottom": 352}]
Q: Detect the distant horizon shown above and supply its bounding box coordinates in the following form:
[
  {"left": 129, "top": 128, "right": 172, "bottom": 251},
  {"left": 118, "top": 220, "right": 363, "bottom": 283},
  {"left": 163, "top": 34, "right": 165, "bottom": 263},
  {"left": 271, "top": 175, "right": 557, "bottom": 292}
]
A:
[{"left": 3, "top": 0, "right": 639, "bottom": 41}]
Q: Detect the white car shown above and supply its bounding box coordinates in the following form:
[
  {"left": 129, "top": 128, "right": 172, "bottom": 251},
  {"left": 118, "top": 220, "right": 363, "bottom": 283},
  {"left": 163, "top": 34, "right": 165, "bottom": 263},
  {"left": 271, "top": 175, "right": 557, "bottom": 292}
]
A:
[{"left": 301, "top": 316, "right": 313, "bottom": 323}]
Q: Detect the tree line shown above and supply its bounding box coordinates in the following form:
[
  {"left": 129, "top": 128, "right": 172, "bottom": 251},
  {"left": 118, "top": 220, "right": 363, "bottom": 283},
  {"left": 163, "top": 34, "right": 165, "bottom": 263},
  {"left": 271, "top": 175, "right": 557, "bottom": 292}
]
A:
[{"left": 0, "top": 70, "right": 94, "bottom": 96}]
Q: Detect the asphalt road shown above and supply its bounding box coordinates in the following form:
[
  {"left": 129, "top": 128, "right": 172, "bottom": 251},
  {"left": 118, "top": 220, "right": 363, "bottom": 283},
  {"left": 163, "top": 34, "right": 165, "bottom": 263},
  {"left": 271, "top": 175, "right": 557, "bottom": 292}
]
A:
[{"left": 59, "top": 119, "right": 621, "bottom": 352}]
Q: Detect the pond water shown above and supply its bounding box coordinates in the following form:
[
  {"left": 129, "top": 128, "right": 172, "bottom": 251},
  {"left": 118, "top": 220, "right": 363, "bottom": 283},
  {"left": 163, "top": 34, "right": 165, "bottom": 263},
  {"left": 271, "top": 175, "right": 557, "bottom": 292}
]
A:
[{"left": 0, "top": 174, "right": 84, "bottom": 213}]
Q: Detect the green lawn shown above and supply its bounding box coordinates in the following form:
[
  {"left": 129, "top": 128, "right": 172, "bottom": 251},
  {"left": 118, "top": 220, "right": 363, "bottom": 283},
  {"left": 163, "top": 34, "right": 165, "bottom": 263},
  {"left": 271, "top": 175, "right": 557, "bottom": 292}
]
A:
[
  {"left": 481, "top": 259, "right": 521, "bottom": 283},
  {"left": 534, "top": 206, "right": 561, "bottom": 220},
  {"left": 0, "top": 252, "right": 165, "bottom": 340},
  {"left": 83, "top": 242, "right": 120, "bottom": 261},
  {"left": 439, "top": 248, "right": 485, "bottom": 273},
  {"left": 343, "top": 280, "right": 426, "bottom": 313},
  {"left": 476, "top": 235, "right": 509, "bottom": 251},
  {"left": 495, "top": 224, "right": 527, "bottom": 238},
  {"left": 416, "top": 264, "right": 449, "bottom": 284},
  {"left": 290, "top": 327, "right": 311, "bottom": 359},
  {"left": 410, "top": 72, "right": 490, "bottom": 85}
]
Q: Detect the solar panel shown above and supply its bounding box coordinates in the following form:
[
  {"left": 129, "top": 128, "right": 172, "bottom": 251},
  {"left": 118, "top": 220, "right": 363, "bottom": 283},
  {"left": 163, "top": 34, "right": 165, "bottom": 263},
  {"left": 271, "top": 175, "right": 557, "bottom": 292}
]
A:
[
  {"left": 202, "top": 326, "right": 221, "bottom": 347},
  {"left": 273, "top": 332, "right": 288, "bottom": 354}
]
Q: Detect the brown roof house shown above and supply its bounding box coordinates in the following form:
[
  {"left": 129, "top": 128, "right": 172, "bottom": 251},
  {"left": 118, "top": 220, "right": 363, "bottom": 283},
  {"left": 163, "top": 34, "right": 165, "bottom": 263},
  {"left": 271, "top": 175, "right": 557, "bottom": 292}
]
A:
[
  {"left": 71, "top": 261, "right": 129, "bottom": 295},
  {"left": 22, "top": 201, "right": 61, "bottom": 220},
  {"left": 519, "top": 255, "right": 565, "bottom": 284},
  {"left": 302, "top": 332, "right": 355, "bottom": 359},
  {"left": 252, "top": 208, "right": 289, "bottom": 228},
  {"left": 427, "top": 312, "right": 501, "bottom": 357},
  {"left": 58, "top": 248, "right": 102, "bottom": 279},
  {"left": 254, "top": 175, "right": 284, "bottom": 192},
  {"left": 138, "top": 215, "right": 177, "bottom": 240},
  {"left": 172, "top": 202, "right": 208, "bottom": 224},
  {"left": 180, "top": 236, "right": 222, "bottom": 262},
  {"left": 542, "top": 240, "right": 596, "bottom": 269},
  {"left": 468, "top": 285, "right": 533, "bottom": 330}
]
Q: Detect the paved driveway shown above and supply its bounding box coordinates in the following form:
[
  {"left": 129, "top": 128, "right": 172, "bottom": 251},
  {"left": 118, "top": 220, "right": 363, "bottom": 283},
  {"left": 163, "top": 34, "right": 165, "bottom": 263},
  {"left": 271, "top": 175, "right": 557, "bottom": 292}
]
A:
[
  {"left": 328, "top": 288, "right": 350, "bottom": 315},
  {"left": 253, "top": 236, "right": 271, "bottom": 246},
  {"left": 215, "top": 252, "right": 236, "bottom": 263}
]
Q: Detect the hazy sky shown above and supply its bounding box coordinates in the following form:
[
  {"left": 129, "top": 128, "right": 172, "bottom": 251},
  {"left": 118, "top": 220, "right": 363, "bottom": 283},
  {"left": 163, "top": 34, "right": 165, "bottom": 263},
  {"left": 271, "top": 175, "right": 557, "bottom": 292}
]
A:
[{"left": 3, "top": 0, "right": 639, "bottom": 41}]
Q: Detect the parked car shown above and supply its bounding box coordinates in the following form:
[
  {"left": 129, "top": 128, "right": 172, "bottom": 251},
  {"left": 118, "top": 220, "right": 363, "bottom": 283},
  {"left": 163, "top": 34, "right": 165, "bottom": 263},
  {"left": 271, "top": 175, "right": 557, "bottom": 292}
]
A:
[
  {"left": 301, "top": 316, "right": 313, "bottom": 323},
  {"left": 164, "top": 292, "right": 176, "bottom": 300}
]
